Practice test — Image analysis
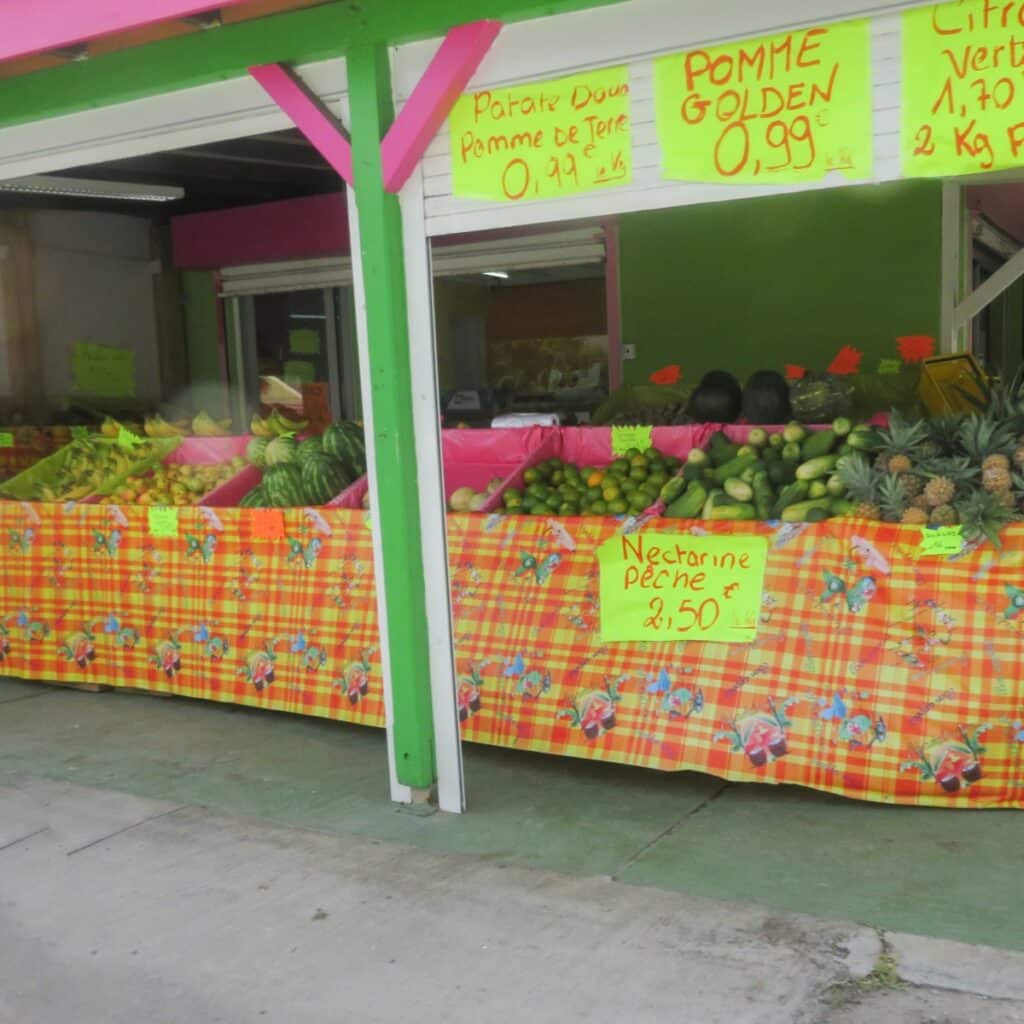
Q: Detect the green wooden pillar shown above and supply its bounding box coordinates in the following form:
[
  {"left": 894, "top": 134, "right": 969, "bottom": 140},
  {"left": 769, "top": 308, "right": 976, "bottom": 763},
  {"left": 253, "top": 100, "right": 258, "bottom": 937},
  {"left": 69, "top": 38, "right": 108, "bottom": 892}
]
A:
[{"left": 347, "top": 42, "right": 437, "bottom": 791}]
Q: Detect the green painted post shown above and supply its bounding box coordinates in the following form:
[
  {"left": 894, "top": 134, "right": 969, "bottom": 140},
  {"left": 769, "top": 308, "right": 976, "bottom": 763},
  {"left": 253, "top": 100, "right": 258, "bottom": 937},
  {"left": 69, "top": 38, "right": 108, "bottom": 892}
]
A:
[{"left": 346, "top": 42, "right": 436, "bottom": 791}]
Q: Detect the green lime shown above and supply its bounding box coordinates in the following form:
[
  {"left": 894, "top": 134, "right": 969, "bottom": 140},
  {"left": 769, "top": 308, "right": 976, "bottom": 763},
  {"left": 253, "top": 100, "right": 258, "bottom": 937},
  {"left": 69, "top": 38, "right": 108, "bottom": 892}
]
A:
[
  {"left": 611, "top": 459, "right": 630, "bottom": 476},
  {"left": 624, "top": 447, "right": 642, "bottom": 460},
  {"left": 643, "top": 446, "right": 660, "bottom": 460},
  {"left": 629, "top": 466, "right": 648, "bottom": 482},
  {"left": 558, "top": 501, "right": 578, "bottom": 516},
  {"left": 629, "top": 492, "right": 649, "bottom": 512},
  {"left": 527, "top": 483, "right": 547, "bottom": 501},
  {"left": 608, "top": 498, "right": 629, "bottom": 516},
  {"left": 602, "top": 484, "right": 621, "bottom": 503},
  {"left": 504, "top": 497, "right": 523, "bottom": 512},
  {"left": 648, "top": 471, "right": 669, "bottom": 489},
  {"left": 551, "top": 469, "right": 565, "bottom": 486},
  {"left": 504, "top": 487, "right": 522, "bottom": 502},
  {"left": 523, "top": 468, "right": 540, "bottom": 486},
  {"left": 590, "top": 499, "right": 608, "bottom": 516},
  {"left": 620, "top": 477, "right": 637, "bottom": 494},
  {"left": 586, "top": 487, "right": 602, "bottom": 503}
]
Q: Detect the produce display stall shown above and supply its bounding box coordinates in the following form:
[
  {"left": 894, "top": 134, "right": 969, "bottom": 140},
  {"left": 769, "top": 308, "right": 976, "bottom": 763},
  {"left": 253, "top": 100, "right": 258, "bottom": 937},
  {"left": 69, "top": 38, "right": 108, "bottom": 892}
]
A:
[{"left": 2, "top": 423, "right": 1022, "bottom": 809}]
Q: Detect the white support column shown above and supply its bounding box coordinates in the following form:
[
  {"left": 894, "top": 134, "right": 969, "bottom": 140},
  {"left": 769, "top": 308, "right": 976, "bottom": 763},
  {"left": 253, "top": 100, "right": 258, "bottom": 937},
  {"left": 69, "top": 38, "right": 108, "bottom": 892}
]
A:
[
  {"left": 953, "top": 245, "right": 1024, "bottom": 334},
  {"left": 399, "top": 161, "right": 466, "bottom": 815},
  {"left": 940, "top": 181, "right": 964, "bottom": 353},
  {"left": 345, "top": 185, "right": 413, "bottom": 806}
]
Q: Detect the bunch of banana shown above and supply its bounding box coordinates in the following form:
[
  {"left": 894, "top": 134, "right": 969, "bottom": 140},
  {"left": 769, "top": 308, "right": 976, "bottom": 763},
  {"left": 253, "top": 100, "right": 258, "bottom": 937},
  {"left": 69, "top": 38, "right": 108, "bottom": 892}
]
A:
[
  {"left": 250, "top": 408, "right": 309, "bottom": 437},
  {"left": 144, "top": 414, "right": 189, "bottom": 438},
  {"left": 28, "top": 436, "right": 150, "bottom": 502},
  {"left": 192, "top": 411, "right": 233, "bottom": 437}
]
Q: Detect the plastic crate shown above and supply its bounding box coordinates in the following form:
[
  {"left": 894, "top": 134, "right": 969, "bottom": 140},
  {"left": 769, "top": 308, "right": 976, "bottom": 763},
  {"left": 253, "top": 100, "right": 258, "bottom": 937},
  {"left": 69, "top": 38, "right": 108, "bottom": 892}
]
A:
[{"left": 918, "top": 353, "right": 988, "bottom": 416}]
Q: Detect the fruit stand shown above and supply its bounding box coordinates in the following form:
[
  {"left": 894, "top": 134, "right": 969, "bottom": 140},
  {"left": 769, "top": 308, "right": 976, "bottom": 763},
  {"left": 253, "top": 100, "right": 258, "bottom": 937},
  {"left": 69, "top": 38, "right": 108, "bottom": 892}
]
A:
[{"left": 1, "top": 417, "right": 1023, "bottom": 809}]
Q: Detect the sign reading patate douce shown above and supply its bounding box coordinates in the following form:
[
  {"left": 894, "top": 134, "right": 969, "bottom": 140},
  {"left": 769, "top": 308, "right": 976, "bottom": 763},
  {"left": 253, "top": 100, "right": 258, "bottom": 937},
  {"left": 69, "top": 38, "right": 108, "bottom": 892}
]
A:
[
  {"left": 449, "top": 67, "right": 632, "bottom": 202},
  {"left": 654, "top": 20, "right": 873, "bottom": 183},
  {"left": 903, "top": 1, "right": 1024, "bottom": 176},
  {"left": 598, "top": 532, "right": 767, "bottom": 644}
]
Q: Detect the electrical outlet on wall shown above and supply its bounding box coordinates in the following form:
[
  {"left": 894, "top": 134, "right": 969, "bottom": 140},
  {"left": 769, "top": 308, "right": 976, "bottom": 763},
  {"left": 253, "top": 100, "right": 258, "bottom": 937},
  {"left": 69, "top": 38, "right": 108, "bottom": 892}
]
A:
[{"left": 622, "top": 344, "right": 636, "bottom": 360}]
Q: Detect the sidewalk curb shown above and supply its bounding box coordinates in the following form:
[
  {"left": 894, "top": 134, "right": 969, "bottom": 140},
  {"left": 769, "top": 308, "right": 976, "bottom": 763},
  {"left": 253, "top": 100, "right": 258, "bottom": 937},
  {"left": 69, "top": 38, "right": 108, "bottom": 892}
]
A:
[{"left": 888, "top": 931, "right": 1024, "bottom": 1001}]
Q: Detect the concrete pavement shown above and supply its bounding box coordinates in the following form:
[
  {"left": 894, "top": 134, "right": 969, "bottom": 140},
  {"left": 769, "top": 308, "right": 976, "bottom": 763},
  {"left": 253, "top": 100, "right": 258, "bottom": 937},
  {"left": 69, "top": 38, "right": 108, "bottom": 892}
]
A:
[{"left": 3, "top": 773, "right": 1024, "bottom": 1024}]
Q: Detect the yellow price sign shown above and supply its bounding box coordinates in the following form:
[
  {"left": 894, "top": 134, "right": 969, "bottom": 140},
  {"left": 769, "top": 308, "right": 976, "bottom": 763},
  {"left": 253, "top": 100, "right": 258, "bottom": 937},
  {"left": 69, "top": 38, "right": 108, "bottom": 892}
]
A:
[
  {"left": 0, "top": 433, "right": 13, "bottom": 448},
  {"left": 611, "top": 425, "right": 653, "bottom": 456},
  {"left": 598, "top": 531, "right": 767, "bottom": 644},
  {"left": 917, "top": 525, "right": 963, "bottom": 557},
  {"left": 903, "top": 2, "right": 1024, "bottom": 176},
  {"left": 654, "top": 20, "right": 873, "bottom": 183},
  {"left": 449, "top": 66, "right": 632, "bottom": 202},
  {"left": 147, "top": 506, "right": 179, "bottom": 539}
]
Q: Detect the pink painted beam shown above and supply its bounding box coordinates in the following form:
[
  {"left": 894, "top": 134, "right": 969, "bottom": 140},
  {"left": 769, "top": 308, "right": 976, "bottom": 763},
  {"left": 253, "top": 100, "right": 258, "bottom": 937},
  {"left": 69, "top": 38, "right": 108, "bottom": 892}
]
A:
[
  {"left": 0, "top": 0, "right": 252, "bottom": 63},
  {"left": 381, "top": 20, "right": 501, "bottom": 194},
  {"left": 249, "top": 63, "right": 354, "bottom": 188}
]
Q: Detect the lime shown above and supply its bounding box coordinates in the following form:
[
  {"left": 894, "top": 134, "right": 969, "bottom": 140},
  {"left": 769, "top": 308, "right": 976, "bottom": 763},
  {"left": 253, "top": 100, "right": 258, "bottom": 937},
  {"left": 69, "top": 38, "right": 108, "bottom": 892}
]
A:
[
  {"left": 586, "top": 487, "right": 602, "bottom": 503},
  {"left": 619, "top": 478, "right": 638, "bottom": 494},
  {"left": 611, "top": 459, "right": 630, "bottom": 476},
  {"left": 523, "top": 468, "right": 540, "bottom": 486},
  {"left": 629, "top": 466, "right": 648, "bottom": 482},
  {"left": 624, "top": 447, "right": 642, "bottom": 460},
  {"left": 590, "top": 499, "right": 608, "bottom": 516},
  {"left": 545, "top": 494, "right": 561, "bottom": 511},
  {"left": 527, "top": 483, "right": 548, "bottom": 501},
  {"left": 648, "top": 471, "right": 669, "bottom": 489},
  {"left": 602, "top": 484, "right": 621, "bottom": 503},
  {"left": 504, "top": 487, "right": 523, "bottom": 502},
  {"left": 608, "top": 498, "right": 629, "bottom": 516},
  {"left": 558, "top": 501, "right": 578, "bottom": 516},
  {"left": 630, "top": 454, "right": 649, "bottom": 469},
  {"left": 629, "top": 492, "right": 649, "bottom": 513},
  {"left": 551, "top": 469, "right": 565, "bottom": 486}
]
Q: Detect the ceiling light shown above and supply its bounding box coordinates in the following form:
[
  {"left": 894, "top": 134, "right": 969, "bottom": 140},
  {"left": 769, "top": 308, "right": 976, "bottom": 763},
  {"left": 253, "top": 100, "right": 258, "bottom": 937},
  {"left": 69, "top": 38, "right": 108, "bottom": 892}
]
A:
[
  {"left": 0, "top": 175, "right": 185, "bottom": 203},
  {"left": 482, "top": 270, "right": 509, "bottom": 279}
]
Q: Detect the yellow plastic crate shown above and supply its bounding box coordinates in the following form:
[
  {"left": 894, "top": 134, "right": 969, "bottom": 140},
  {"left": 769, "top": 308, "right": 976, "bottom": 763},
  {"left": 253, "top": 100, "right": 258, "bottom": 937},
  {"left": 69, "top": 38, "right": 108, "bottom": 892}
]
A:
[{"left": 918, "top": 353, "right": 988, "bottom": 416}]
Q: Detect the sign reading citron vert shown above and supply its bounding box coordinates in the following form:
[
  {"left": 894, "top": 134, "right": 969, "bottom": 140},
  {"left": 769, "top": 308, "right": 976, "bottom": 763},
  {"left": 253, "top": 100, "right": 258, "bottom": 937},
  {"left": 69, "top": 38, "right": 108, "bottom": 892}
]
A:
[
  {"left": 903, "top": 0, "right": 1024, "bottom": 176},
  {"left": 653, "top": 20, "right": 873, "bottom": 183},
  {"left": 449, "top": 67, "right": 632, "bottom": 201},
  {"left": 598, "top": 532, "right": 767, "bottom": 644}
]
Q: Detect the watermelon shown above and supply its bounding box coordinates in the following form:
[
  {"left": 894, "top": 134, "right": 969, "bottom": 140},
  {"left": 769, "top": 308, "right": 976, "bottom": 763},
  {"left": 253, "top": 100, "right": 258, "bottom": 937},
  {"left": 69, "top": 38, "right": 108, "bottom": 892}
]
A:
[
  {"left": 297, "top": 436, "right": 323, "bottom": 462},
  {"left": 239, "top": 484, "right": 268, "bottom": 508},
  {"left": 263, "top": 464, "right": 305, "bottom": 506},
  {"left": 264, "top": 435, "right": 299, "bottom": 467},
  {"left": 246, "top": 437, "right": 270, "bottom": 468},
  {"left": 322, "top": 422, "right": 366, "bottom": 476},
  {"left": 301, "top": 454, "right": 352, "bottom": 505}
]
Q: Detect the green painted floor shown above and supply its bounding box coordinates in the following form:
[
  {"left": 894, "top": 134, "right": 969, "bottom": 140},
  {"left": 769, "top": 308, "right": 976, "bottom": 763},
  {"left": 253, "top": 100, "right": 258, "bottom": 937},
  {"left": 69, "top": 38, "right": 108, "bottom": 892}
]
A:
[{"left": 3, "top": 678, "right": 1020, "bottom": 951}]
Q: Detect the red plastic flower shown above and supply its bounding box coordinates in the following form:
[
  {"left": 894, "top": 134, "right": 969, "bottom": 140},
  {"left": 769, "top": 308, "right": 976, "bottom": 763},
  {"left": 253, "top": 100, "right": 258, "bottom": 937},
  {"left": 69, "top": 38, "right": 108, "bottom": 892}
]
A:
[
  {"left": 827, "top": 346, "right": 863, "bottom": 376},
  {"left": 784, "top": 364, "right": 807, "bottom": 381},
  {"left": 896, "top": 335, "right": 935, "bottom": 363},
  {"left": 649, "top": 364, "right": 682, "bottom": 386}
]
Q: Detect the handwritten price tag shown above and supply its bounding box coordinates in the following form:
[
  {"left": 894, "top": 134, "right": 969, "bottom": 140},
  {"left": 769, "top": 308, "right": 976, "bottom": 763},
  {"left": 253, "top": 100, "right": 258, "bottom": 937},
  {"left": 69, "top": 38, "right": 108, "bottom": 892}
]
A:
[
  {"left": 918, "top": 525, "right": 963, "bottom": 558},
  {"left": 903, "top": 2, "right": 1024, "bottom": 176},
  {"left": 0, "top": 432, "right": 13, "bottom": 448},
  {"left": 598, "top": 532, "right": 767, "bottom": 644},
  {"left": 117, "top": 427, "right": 145, "bottom": 449},
  {"left": 654, "top": 20, "right": 873, "bottom": 183},
  {"left": 251, "top": 508, "right": 286, "bottom": 540},
  {"left": 877, "top": 358, "right": 903, "bottom": 375},
  {"left": 449, "top": 66, "right": 632, "bottom": 202},
  {"left": 611, "top": 425, "right": 653, "bottom": 457},
  {"left": 147, "top": 506, "right": 179, "bottom": 538}
]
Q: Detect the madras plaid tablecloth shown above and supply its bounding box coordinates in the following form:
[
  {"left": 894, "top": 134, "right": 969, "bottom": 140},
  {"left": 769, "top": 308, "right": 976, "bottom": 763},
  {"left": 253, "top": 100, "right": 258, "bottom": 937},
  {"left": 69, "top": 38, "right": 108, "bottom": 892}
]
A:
[
  {"left": 2, "top": 499, "right": 1023, "bottom": 807},
  {"left": 0, "top": 502, "right": 384, "bottom": 727}
]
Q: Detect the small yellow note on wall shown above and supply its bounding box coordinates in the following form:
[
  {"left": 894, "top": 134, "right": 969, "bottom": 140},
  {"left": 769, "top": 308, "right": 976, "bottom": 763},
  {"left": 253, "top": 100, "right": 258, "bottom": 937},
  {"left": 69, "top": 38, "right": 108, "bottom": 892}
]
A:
[
  {"left": 654, "top": 20, "right": 873, "bottom": 183},
  {"left": 611, "top": 425, "right": 653, "bottom": 456},
  {"left": 449, "top": 66, "right": 632, "bottom": 202},
  {"left": 598, "top": 532, "right": 767, "bottom": 644},
  {"left": 903, "top": 2, "right": 1024, "bottom": 176}
]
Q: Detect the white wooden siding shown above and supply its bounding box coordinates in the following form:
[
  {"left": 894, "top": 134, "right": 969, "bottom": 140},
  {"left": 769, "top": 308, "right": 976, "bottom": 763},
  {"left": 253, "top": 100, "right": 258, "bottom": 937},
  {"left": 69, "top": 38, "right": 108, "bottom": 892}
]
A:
[
  {"left": 0, "top": 57, "right": 347, "bottom": 181},
  {"left": 396, "top": 0, "right": 930, "bottom": 237}
]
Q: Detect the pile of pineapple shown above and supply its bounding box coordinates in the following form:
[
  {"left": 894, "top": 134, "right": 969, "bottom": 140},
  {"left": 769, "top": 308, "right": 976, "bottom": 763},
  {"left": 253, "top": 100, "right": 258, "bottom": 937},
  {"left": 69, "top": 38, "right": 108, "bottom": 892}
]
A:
[{"left": 840, "top": 396, "right": 1024, "bottom": 547}]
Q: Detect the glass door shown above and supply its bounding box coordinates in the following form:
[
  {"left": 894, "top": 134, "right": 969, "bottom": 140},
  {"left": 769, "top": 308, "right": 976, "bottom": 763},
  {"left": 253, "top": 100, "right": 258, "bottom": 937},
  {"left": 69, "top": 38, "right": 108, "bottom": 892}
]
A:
[{"left": 226, "top": 286, "right": 358, "bottom": 428}]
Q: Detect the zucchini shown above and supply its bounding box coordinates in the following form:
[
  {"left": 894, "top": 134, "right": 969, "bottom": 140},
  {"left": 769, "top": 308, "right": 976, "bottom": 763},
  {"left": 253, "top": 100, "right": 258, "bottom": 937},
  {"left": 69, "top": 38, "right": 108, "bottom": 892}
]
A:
[
  {"left": 795, "top": 454, "right": 840, "bottom": 481},
  {"left": 829, "top": 498, "right": 856, "bottom": 516},
  {"left": 682, "top": 463, "right": 704, "bottom": 482},
  {"left": 712, "top": 454, "right": 760, "bottom": 484},
  {"left": 800, "top": 428, "right": 836, "bottom": 460},
  {"left": 781, "top": 498, "right": 833, "bottom": 523},
  {"left": 808, "top": 480, "right": 829, "bottom": 500},
  {"left": 709, "top": 442, "right": 741, "bottom": 467},
  {"left": 665, "top": 482, "right": 707, "bottom": 519},
  {"left": 740, "top": 461, "right": 765, "bottom": 484},
  {"left": 752, "top": 473, "right": 774, "bottom": 520},
  {"left": 659, "top": 475, "right": 687, "bottom": 506},
  {"left": 723, "top": 478, "right": 754, "bottom": 502},
  {"left": 771, "top": 480, "right": 810, "bottom": 517},
  {"left": 767, "top": 460, "right": 794, "bottom": 486},
  {"left": 708, "top": 430, "right": 732, "bottom": 450},
  {"left": 702, "top": 489, "right": 723, "bottom": 520},
  {"left": 709, "top": 502, "right": 756, "bottom": 521},
  {"left": 825, "top": 474, "right": 846, "bottom": 498},
  {"left": 846, "top": 427, "right": 877, "bottom": 451}
]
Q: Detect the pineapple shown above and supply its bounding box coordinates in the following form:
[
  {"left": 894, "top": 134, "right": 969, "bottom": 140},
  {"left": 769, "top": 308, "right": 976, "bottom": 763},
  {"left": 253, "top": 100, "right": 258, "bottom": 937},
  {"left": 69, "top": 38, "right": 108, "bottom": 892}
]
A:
[
  {"left": 959, "top": 415, "right": 1016, "bottom": 494},
  {"left": 899, "top": 473, "right": 925, "bottom": 500},
  {"left": 929, "top": 504, "right": 959, "bottom": 527},
  {"left": 1014, "top": 436, "right": 1024, "bottom": 470},
  {"left": 877, "top": 412, "right": 928, "bottom": 475},
  {"left": 955, "top": 490, "right": 1016, "bottom": 550},
  {"left": 924, "top": 414, "right": 966, "bottom": 459},
  {"left": 837, "top": 453, "right": 882, "bottom": 520},
  {"left": 911, "top": 493, "right": 932, "bottom": 511},
  {"left": 879, "top": 473, "right": 909, "bottom": 524},
  {"left": 901, "top": 507, "right": 929, "bottom": 526},
  {"left": 921, "top": 455, "right": 977, "bottom": 508}
]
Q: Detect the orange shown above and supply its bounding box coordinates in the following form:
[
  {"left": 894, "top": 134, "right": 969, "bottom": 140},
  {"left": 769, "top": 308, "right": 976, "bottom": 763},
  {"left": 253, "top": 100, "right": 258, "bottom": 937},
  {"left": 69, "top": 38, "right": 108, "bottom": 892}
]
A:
[{"left": 586, "top": 470, "right": 605, "bottom": 488}]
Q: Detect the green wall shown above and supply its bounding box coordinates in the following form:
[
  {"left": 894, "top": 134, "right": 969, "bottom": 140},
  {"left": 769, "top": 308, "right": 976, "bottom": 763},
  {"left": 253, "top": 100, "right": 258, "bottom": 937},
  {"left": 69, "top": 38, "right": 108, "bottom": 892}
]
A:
[
  {"left": 618, "top": 181, "right": 943, "bottom": 389},
  {"left": 180, "top": 270, "right": 228, "bottom": 417}
]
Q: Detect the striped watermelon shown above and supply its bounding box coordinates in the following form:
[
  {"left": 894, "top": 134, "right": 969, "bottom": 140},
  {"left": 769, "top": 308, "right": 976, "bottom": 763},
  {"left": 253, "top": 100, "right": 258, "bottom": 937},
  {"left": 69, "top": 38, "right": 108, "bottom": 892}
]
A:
[
  {"left": 263, "top": 464, "right": 305, "bottom": 506},
  {"left": 301, "top": 454, "right": 352, "bottom": 505},
  {"left": 264, "top": 435, "right": 299, "bottom": 467},
  {"left": 239, "top": 484, "right": 268, "bottom": 508},
  {"left": 297, "top": 437, "right": 323, "bottom": 462},
  {"left": 245, "top": 437, "right": 270, "bottom": 468},
  {"left": 322, "top": 422, "right": 366, "bottom": 476}
]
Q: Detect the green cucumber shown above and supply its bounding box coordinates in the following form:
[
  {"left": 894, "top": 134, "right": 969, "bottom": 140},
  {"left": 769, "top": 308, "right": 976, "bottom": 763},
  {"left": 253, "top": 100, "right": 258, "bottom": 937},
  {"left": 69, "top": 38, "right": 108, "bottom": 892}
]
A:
[
  {"left": 781, "top": 498, "right": 833, "bottom": 523},
  {"left": 829, "top": 498, "right": 856, "bottom": 516},
  {"left": 783, "top": 422, "right": 807, "bottom": 444},
  {"left": 723, "top": 478, "right": 754, "bottom": 503},
  {"left": 687, "top": 448, "right": 709, "bottom": 466},
  {"left": 709, "top": 442, "right": 741, "bottom": 467},
  {"left": 712, "top": 454, "right": 759, "bottom": 484},
  {"left": 795, "top": 455, "right": 840, "bottom": 481},
  {"left": 782, "top": 442, "right": 803, "bottom": 463},
  {"left": 768, "top": 432, "right": 785, "bottom": 449},
  {"left": 771, "top": 480, "right": 811, "bottom": 517},
  {"left": 747, "top": 428, "right": 769, "bottom": 448},
  {"left": 767, "top": 460, "right": 796, "bottom": 485},
  {"left": 665, "top": 482, "right": 707, "bottom": 519},
  {"left": 682, "top": 463, "right": 705, "bottom": 482},
  {"left": 752, "top": 473, "right": 774, "bottom": 520},
  {"left": 800, "top": 428, "right": 836, "bottom": 460},
  {"left": 845, "top": 427, "right": 877, "bottom": 451},
  {"left": 709, "top": 502, "right": 756, "bottom": 521},
  {"left": 808, "top": 480, "right": 829, "bottom": 500},
  {"left": 826, "top": 474, "right": 846, "bottom": 498},
  {"left": 832, "top": 417, "right": 853, "bottom": 437},
  {"left": 659, "top": 475, "right": 687, "bottom": 506}
]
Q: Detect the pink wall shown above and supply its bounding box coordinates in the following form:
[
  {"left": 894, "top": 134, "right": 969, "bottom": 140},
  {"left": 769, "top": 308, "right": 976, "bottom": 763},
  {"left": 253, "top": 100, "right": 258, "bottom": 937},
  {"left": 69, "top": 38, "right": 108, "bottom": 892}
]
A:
[{"left": 171, "top": 192, "right": 350, "bottom": 269}]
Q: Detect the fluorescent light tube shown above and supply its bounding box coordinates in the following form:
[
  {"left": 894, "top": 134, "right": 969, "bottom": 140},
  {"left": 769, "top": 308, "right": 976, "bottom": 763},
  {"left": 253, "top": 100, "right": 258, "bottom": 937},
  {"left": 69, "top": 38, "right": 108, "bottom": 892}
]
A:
[
  {"left": 482, "top": 270, "right": 509, "bottom": 279},
  {"left": 0, "top": 175, "right": 184, "bottom": 202}
]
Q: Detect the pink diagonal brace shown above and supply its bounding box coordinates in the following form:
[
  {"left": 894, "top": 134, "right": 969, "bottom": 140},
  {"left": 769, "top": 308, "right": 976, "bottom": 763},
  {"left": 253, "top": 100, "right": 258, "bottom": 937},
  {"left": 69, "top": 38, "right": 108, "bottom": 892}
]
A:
[
  {"left": 381, "top": 20, "right": 501, "bottom": 193},
  {"left": 249, "top": 63, "right": 354, "bottom": 187}
]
